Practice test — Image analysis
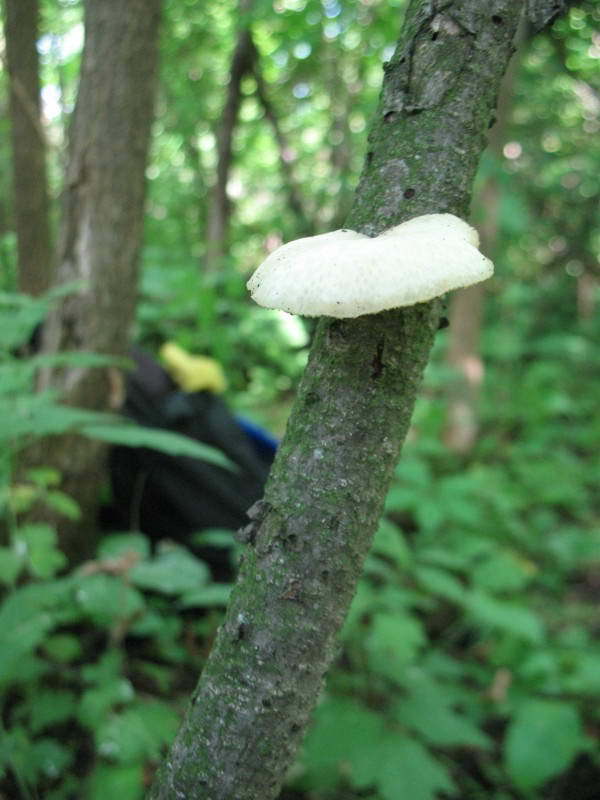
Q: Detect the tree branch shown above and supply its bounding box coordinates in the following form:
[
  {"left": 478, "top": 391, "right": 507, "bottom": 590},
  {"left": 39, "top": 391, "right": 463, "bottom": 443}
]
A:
[
  {"left": 149, "top": 1, "right": 524, "bottom": 798},
  {"left": 2, "top": 0, "right": 52, "bottom": 296}
]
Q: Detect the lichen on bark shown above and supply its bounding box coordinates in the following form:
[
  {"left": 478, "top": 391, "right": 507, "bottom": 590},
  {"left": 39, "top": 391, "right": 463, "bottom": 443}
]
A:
[{"left": 149, "top": 2, "right": 523, "bottom": 798}]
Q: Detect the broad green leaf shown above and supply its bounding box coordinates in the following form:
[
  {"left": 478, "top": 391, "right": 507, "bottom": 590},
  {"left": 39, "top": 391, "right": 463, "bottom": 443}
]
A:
[
  {"left": 86, "top": 763, "right": 144, "bottom": 800},
  {"left": 0, "top": 546, "right": 23, "bottom": 585},
  {"left": 95, "top": 701, "right": 180, "bottom": 764},
  {"left": 365, "top": 612, "right": 426, "bottom": 680},
  {"left": 414, "top": 565, "right": 466, "bottom": 603},
  {"left": 75, "top": 574, "right": 145, "bottom": 624},
  {"left": 43, "top": 633, "right": 83, "bottom": 663},
  {"left": 191, "top": 528, "right": 237, "bottom": 548},
  {"left": 394, "top": 679, "right": 491, "bottom": 749},
  {"left": 378, "top": 737, "right": 455, "bottom": 800},
  {"left": 505, "top": 700, "right": 584, "bottom": 790},
  {"left": 25, "top": 467, "right": 61, "bottom": 487},
  {"left": 0, "top": 726, "right": 35, "bottom": 782},
  {"left": 78, "top": 679, "right": 135, "bottom": 728},
  {"left": 562, "top": 652, "right": 600, "bottom": 694},
  {"left": 82, "top": 422, "right": 234, "bottom": 468},
  {"left": 97, "top": 532, "right": 151, "bottom": 560},
  {"left": 29, "top": 351, "right": 129, "bottom": 370},
  {"left": 28, "top": 690, "right": 77, "bottom": 733},
  {"left": 33, "top": 739, "right": 72, "bottom": 782},
  {"left": 471, "top": 551, "right": 534, "bottom": 593},
  {"left": 372, "top": 518, "right": 411, "bottom": 568},
  {"left": 0, "top": 601, "right": 55, "bottom": 685},
  {"left": 351, "top": 732, "right": 455, "bottom": 800},
  {"left": 464, "top": 591, "right": 545, "bottom": 643},
  {"left": 44, "top": 490, "right": 82, "bottom": 521},
  {"left": 129, "top": 544, "right": 210, "bottom": 595},
  {"left": 17, "top": 523, "right": 67, "bottom": 578},
  {"left": 302, "top": 696, "right": 386, "bottom": 780},
  {"left": 180, "top": 583, "right": 233, "bottom": 607}
]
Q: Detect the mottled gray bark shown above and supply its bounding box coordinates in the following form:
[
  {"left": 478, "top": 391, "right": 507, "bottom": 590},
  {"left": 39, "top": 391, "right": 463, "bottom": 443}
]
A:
[
  {"left": 149, "top": 2, "right": 522, "bottom": 798},
  {"left": 36, "top": 0, "right": 163, "bottom": 557},
  {"left": 526, "top": 0, "right": 572, "bottom": 33},
  {"left": 3, "top": 0, "right": 52, "bottom": 296}
]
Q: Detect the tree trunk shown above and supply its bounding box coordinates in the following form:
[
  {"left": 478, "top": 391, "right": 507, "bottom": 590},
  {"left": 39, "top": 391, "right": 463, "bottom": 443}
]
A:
[
  {"left": 204, "top": 0, "right": 255, "bottom": 272},
  {"left": 3, "top": 0, "right": 52, "bottom": 296},
  {"left": 252, "top": 45, "right": 309, "bottom": 234},
  {"left": 36, "top": 0, "right": 163, "bottom": 558},
  {"left": 149, "top": 2, "right": 522, "bottom": 799}
]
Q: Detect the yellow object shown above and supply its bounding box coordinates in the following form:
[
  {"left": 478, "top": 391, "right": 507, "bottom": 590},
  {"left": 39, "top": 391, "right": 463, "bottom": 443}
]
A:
[{"left": 160, "top": 342, "right": 227, "bottom": 394}]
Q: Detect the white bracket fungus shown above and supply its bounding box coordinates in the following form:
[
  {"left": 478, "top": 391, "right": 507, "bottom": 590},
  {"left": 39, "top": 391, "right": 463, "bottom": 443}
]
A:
[{"left": 247, "top": 213, "right": 494, "bottom": 319}]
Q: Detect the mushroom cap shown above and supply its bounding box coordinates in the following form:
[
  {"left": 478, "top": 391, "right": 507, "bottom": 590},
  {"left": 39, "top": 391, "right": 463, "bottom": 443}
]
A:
[{"left": 247, "top": 213, "right": 493, "bottom": 318}]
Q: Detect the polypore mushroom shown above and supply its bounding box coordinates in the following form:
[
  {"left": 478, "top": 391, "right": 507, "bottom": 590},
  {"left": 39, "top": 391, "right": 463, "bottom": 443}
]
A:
[{"left": 247, "top": 213, "right": 493, "bottom": 319}]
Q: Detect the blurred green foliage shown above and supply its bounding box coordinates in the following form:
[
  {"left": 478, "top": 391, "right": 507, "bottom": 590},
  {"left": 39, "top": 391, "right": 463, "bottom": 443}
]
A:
[
  {"left": 294, "top": 282, "right": 600, "bottom": 799},
  {"left": 1, "top": 0, "right": 599, "bottom": 798}
]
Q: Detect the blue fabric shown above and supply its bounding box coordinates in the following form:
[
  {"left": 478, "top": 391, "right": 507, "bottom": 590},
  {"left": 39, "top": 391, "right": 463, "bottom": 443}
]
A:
[{"left": 236, "top": 416, "right": 278, "bottom": 461}]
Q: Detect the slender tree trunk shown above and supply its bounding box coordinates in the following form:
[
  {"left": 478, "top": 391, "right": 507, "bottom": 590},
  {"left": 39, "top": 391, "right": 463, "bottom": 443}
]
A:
[
  {"left": 36, "top": 0, "right": 163, "bottom": 558},
  {"left": 443, "top": 4, "right": 565, "bottom": 452},
  {"left": 3, "top": 0, "right": 52, "bottom": 296},
  {"left": 577, "top": 271, "right": 597, "bottom": 321},
  {"left": 444, "top": 22, "right": 524, "bottom": 453},
  {"left": 149, "top": 2, "right": 522, "bottom": 798},
  {"left": 251, "top": 46, "right": 309, "bottom": 234},
  {"left": 204, "top": 0, "right": 254, "bottom": 271}
]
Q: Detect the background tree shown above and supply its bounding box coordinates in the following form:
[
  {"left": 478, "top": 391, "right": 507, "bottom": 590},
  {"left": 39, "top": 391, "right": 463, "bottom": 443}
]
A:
[
  {"left": 34, "top": 0, "right": 163, "bottom": 556},
  {"left": 2, "top": 0, "right": 52, "bottom": 296}
]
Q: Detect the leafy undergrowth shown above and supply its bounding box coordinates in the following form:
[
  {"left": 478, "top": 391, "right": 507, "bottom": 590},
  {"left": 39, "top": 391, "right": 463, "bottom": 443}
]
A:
[
  {"left": 0, "top": 528, "right": 236, "bottom": 799},
  {"left": 290, "top": 283, "right": 600, "bottom": 800},
  {"left": 1, "top": 284, "right": 600, "bottom": 799}
]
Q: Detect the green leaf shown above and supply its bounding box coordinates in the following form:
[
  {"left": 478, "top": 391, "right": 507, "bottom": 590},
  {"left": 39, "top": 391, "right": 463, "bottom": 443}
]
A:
[
  {"left": 44, "top": 490, "right": 82, "bottom": 521},
  {"left": 86, "top": 763, "right": 144, "bottom": 800},
  {"left": 414, "top": 565, "right": 466, "bottom": 603},
  {"left": 82, "top": 422, "right": 234, "bottom": 469},
  {"left": 393, "top": 677, "right": 491, "bottom": 749},
  {"left": 25, "top": 467, "right": 61, "bottom": 487},
  {"left": 302, "top": 696, "right": 386, "bottom": 780},
  {"left": 352, "top": 733, "right": 455, "bottom": 800},
  {"left": 95, "top": 701, "right": 180, "bottom": 764},
  {"left": 75, "top": 574, "right": 145, "bottom": 625},
  {"left": 471, "top": 551, "right": 534, "bottom": 593},
  {"left": 16, "top": 523, "right": 68, "bottom": 579},
  {"left": 371, "top": 519, "right": 411, "bottom": 568},
  {"left": 0, "top": 546, "right": 23, "bottom": 585},
  {"left": 0, "top": 726, "right": 35, "bottom": 782},
  {"left": 190, "top": 528, "right": 237, "bottom": 548},
  {"left": 97, "top": 533, "right": 151, "bottom": 560},
  {"left": 0, "top": 395, "right": 110, "bottom": 441},
  {"left": 0, "top": 606, "right": 54, "bottom": 686},
  {"left": 180, "top": 583, "right": 233, "bottom": 607},
  {"left": 29, "top": 351, "right": 129, "bottom": 370},
  {"left": 365, "top": 612, "right": 426, "bottom": 680},
  {"left": 129, "top": 544, "right": 210, "bottom": 595},
  {"left": 464, "top": 590, "right": 545, "bottom": 643},
  {"left": 382, "top": 738, "right": 455, "bottom": 800},
  {"left": 78, "top": 679, "right": 135, "bottom": 728},
  {"left": 505, "top": 700, "right": 584, "bottom": 790},
  {"left": 43, "top": 633, "right": 83, "bottom": 663},
  {"left": 28, "top": 690, "right": 77, "bottom": 733}
]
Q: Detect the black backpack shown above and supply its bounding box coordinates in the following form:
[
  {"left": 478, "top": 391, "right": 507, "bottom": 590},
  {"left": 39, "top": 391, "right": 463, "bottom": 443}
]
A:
[{"left": 104, "top": 349, "right": 274, "bottom": 548}]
